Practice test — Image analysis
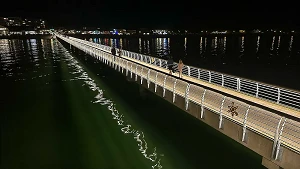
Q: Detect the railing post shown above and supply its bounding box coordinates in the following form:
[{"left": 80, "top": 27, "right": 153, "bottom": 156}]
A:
[
  {"left": 187, "top": 66, "right": 190, "bottom": 76},
  {"left": 104, "top": 54, "right": 106, "bottom": 64},
  {"left": 185, "top": 84, "right": 191, "bottom": 110},
  {"left": 221, "top": 74, "right": 224, "bottom": 86},
  {"left": 200, "top": 89, "right": 206, "bottom": 119},
  {"left": 173, "top": 79, "right": 177, "bottom": 103},
  {"left": 275, "top": 118, "right": 286, "bottom": 161},
  {"left": 126, "top": 61, "right": 128, "bottom": 76},
  {"left": 110, "top": 55, "right": 113, "bottom": 67},
  {"left": 147, "top": 69, "right": 150, "bottom": 88},
  {"left": 159, "top": 60, "right": 162, "bottom": 67},
  {"left": 256, "top": 83, "right": 259, "bottom": 97},
  {"left": 135, "top": 66, "right": 138, "bottom": 81},
  {"left": 121, "top": 60, "right": 124, "bottom": 73},
  {"left": 108, "top": 55, "right": 111, "bottom": 67},
  {"left": 112, "top": 55, "right": 114, "bottom": 68},
  {"left": 198, "top": 69, "right": 201, "bottom": 79},
  {"left": 130, "top": 64, "right": 133, "bottom": 78},
  {"left": 99, "top": 51, "right": 103, "bottom": 62},
  {"left": 116, "top": 58, "right": 120, "bottom": 71},
  {"left": 277, "top": 88, "right": 280, "bottom": 104},
  {"left": 218, "top": 96, "right": 226, "bottom": 129},
  {"left": 163, "top": 75, "right": 167, "bottom": 97},
  {"left": 242, "top": 105, "right": 251, "bottom": 142},
  {"left": 116, "top": 57, "right": 119, "bottom": 70},
  {"left": 272, "top": 117, "right": 283, "bottom": 159},
  {"left": 140, "top": 67, "right": 143, "bottom": 84},
  {"left": 237, "top": 78, "right": 240, "bottom": 91},
  {"left": 155, "top": 72, "right": 158, "bottom": 93},
  {"left": 109, "top": 53, "right": 112, "bottom": 66},
  {"left": 208, "top": 71, "right": 211, "bottom": 83},
  {"left": 105, "top": 54, "right": 108, "bottom": 66},
  {"left": 106, "top": 54, "right": 109, "bottom": 65}
]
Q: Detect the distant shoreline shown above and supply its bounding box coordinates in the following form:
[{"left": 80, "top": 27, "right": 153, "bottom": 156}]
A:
[
  {"left": 0, "top": 34, "right": 53, "bottom": 39},
  {"left": 66, "top": 32, "right": 298, "bottom": 38},
  {"left": 0, "top": 32, "right": 298, "bottom": 39}
]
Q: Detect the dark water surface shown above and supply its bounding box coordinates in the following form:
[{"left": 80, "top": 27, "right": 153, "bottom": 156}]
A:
[
  {"left": 1, "top": 38, "right": 265, "bottom": 169},
  {"left": 82, "top": 34, "right": 300, "bottom": 91}
]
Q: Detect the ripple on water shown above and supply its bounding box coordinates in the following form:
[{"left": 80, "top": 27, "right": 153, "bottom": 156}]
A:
[{"left": 59, "top": 42, "right": 163, "bottom": 169}]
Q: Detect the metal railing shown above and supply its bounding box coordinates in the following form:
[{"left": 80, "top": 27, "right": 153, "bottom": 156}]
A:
[
  {"left": 56, "top": 33, "right": 300, "bottom": 157},
  {"left": 65, "top": 35, "right": 300, "bottom": 111}
]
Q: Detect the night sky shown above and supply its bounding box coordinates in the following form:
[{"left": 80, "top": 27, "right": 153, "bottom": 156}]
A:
[{"left": 1, "top": 0, "right": 299, "bottom": 29}]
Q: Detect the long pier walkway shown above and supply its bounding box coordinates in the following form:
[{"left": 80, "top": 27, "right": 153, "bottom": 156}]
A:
[
  {"left": 78, "top": 37, "right": 300, "bottom": 119},
  {"left": 56, "top": 33, "right": 300, "bottom": 169}
]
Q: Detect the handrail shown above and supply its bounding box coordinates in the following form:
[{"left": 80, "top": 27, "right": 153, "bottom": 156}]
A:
[
  {"left": 55, "top": 33, "right": 300, "bottom": 156},
  {"left": 65, "top": 35, "right": 300, "bottom": 111}
]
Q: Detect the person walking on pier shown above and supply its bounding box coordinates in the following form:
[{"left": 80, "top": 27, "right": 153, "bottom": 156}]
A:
[
  {"left": 151, "top": 57, "right": 156, "bottom": 64},
  {"left": 111, "top": 46, "right": 116, "bottom": 61},
  {"left": 118, "top": 48, "right": 122, "bottom": 57},
  {"left": 178, "top": 59, "right": 184, "bottom": 78},
  {"left": 167, "top": 57, "right": 174, "bottom": 75}
]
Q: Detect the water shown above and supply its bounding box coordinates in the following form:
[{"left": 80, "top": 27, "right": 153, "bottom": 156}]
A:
[
  {"left": 83, "top": 34, "right": 300, "bottom": 91},
  {"left": 1, "top": 38, "right": 265, "bottom": 169}
]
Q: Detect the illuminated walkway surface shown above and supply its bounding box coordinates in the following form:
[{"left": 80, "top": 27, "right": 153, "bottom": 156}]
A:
[
  {"left": 88, "top": 39, "right": 300, "bottom": 119},
  {"left": 56, "top": 34, "right": 300, "bottom": 169},
  {"left": 122, "top": 55, "right": 300, "bottom": 118}
]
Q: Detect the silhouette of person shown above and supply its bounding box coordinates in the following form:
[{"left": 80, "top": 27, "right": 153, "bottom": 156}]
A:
[
  {"left": 111, "top": 46, "right": 116, "bottom": 61},
  {"left": 178, "top": 59, "right": 184, "bottom": 78},
  {"left": 167, "top": 57, "right": 174, "bottom": 75}
]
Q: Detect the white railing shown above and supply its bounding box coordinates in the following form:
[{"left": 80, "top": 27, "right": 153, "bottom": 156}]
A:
[
  {"left": 64, "top": 35, "right": 300, "bottom": 111},
  {"left": 56, "top": 33, "right": 300, "bottom": 157}
]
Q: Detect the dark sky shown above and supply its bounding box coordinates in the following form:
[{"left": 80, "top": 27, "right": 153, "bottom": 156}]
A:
[{"left": 1, "top": 0, "right": 299, "bottom": 29}]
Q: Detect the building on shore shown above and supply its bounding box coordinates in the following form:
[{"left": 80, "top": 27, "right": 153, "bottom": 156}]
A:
[
  {"left": 0, "top": 17, "right": 49, "bottom": 36},
  {"left": 0, "top": 17, "right": 46, "bottom": 29},
  {"left": 7, "top": 26, "right": 49, "bottom": 35},
  {"left": 125, "top": 30, "right": 137, "bottom": 35}
]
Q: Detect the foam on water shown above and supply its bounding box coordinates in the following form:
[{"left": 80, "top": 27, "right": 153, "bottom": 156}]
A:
[{"left": 58, "top": 40, "right": 164, "bottom": 169}]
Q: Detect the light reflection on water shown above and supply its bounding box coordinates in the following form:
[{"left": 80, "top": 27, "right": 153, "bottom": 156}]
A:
[
  {"left": 199, "top": 37, "right": 203, "bottom": 55},
  {"left": 256, "top": 36, "right": 260, "bottom": 53},
  {"left": 239, "top": 36, "right": 245, "bottom": 56},
  {"left": 270, "top": 36, "right": 275, "bottom": 51},
  {"left": 0, "top": 39, "right": 58, "bottom": 81},
  {"left": 93, "top": 34, "right": 300, "bottom": 64},
  {"left": 58, "top": 41, "right": 164, "bottom": 169},
  {"left": 223, "top": 37, "right": 226, "bottom": 52},
  {"left": 139, "top": 38, "right": 142, "bottom": 53},
  {"left": 289, "top": 36, "right": 293, "bottom": 52}
]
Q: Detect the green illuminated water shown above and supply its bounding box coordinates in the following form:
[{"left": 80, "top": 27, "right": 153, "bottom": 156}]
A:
[{"left": 0, "top": 38, "right": 265, "bottom": 169}]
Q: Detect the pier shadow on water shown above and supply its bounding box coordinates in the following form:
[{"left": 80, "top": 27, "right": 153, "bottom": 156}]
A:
[{"left": 65, "top": 42, "right": 266, "bottom": 169}]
